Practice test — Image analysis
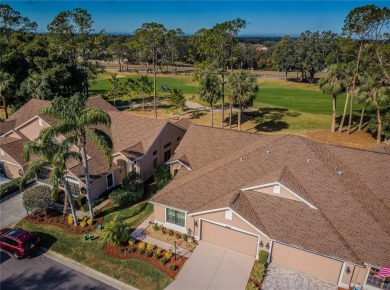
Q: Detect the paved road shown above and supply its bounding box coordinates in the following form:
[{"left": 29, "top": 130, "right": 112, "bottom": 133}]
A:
[
  {"left": 0, "top": 250, "right": 116, "bottom": 290},
  {"left": 0, "top": 191, "right": 26, "bottom": 228}
]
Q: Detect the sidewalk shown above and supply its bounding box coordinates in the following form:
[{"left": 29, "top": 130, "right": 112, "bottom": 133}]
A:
[
  {"left": 39, "top": 247, "right": 137, "bottom": 290},
  {"left": 130, "top": 214, "right": 193, "bottom": 259}
]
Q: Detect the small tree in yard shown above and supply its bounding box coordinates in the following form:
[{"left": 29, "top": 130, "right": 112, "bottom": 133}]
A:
[
  {"left": 122, "top": 172, "right": 143, "bottom": 194},
  {"left": 22, "top": 185, "right": 52, "bottom": 215},
  {"left": 154, "top": 165, "right": 171, "bottom": 190},
  {"left": 101, "top": 219, "right": 131, "bottom": 245},
  {"left": 167, "top": 87, "right": 186, "bottom": 116}
]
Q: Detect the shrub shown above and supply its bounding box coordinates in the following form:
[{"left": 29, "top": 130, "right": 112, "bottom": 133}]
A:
[
  {"left": 250, "top": 262, "right": 265, "bottom": 284},
  {"left": 169, "top": 230, "right": 174, "bottom": 236},
  {"left": 146, "top": 251, "right": 153, "bottom": 258},
  {"left": 161, "top": 227, "right": 167, "bottom": 234},
  {"left": 169, "top": 264, "right": 176, "bottom": 271},
  {"left": 109, "top": 189, "right": 133, "bottom": 206},
  {"left": 82, "top": 215, "right": 88, "bottom": 222},
  {"left": 165, "top": 250, "right": 173, "bottom": 259},
  {"left": 175, "top": 232, "right": 181, "bottom": 239},
  {"left": 153, "top": 253, "right": 160, "bottom": 260},
  {"left": 156, "top": 248, "right": 162, "bottom": 255},
  {"left": 160, "top": 257, "right": 169, "bottom": 265},
  {"left": 0, "top": 177, "right": 21, "bottom": 199},
  {"left": 68, "top": 215, "right": 74, "bottom": 225},
  {"left": 246, "top": 282, "right": 258, "bottom": 290},
  {"left": 87, "top": 219, "right": 93, "bottom": 226},
  {"left": 74, "top": 195, "right": 87, "bottom": 210},
  {"left": 146, "top": 243, "right": 154, "bottom": 251},
  {"left": 128, "top": 247, "right": 136, "bottom": 253},
  {"left": 138, "top": 242, "right": 146, "bottom": 250},
  {"left": 154, "top": 165, "right": 171, "bottom": 190},
  {"left": 101, "top": 220, "right": 131, "bottom": 245},
  {"left": 120, "top": 247, "right": 126, "bottom": 253},
  {"left": 122, "top": 172, "right": 143, "bottom": 193},
  {"left": 93, "top": 209, "right": 102, "bottom": 218},
  {"left": 258, "top": 250, "right": 269, "bottom": 265},
  {"left": 128, "top": 238, "right": 136, "bottom": 246},
  {"left": 152, "top": 222, "right": 160, "bottom": 231},
  {"left": 22, "top": 185, "right": 52, "bottom": 213},
  {"left": 80, "top": 221, "right": 87, "bottom": 228},
  {"left": 139, "top": 249, "right": 145, "bottom": 255},
  {"left": 183, "top": 234, "right": 189, "bottom": 242}
]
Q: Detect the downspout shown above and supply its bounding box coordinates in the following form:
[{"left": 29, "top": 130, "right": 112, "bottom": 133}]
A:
[{"left": 267, "top": 240, "right": 274, "bottom": 264}]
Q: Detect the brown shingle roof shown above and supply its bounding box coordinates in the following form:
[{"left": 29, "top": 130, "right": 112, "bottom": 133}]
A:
[
  {"left": 151, "top": 125, "right": 390, "bottom": 266},
  {"left": 174, "top": 118, "right": 192, "bottom": 130}
]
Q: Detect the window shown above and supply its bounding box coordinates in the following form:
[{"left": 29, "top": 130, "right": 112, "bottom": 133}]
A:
[
  {"left": 153, "top": 158, "right": 158, "bottom": 169},
  {"left": 65, "top": 177, "right": 80, "bottom": 196},
  {"left": 164, "top": 142, "right": 171, "bottom": 149},
  {"left": 367, "top": 268, "right": 390, "bottom": 289},
  {"left": 0, "top": 162, "right": 5, "bottom": 177},
  {"left": 107, "top": 173, "right": 114, "bottom": 189},
  {"left": 166, "top": 209, "right": 185, "bottom": 227},
  {"left": 153, "top": 150, "right": 157, "bottom": 156},
  {"left": 164, "top": 150, "right": 171, "bottom": 162}
]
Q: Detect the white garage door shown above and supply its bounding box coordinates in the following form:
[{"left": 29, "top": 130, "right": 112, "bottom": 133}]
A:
[{"left": 200, "top": 221, "right": 258, "bottom": 256}]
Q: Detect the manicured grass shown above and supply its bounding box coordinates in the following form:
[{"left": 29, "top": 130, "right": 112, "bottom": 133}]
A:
[
  {"left": 90, "top": 72, "right": 199, "bottom": 96},
  {"left": 16, "top": 203, "right": 172, "bottom": 290},
  {"left": 254, "top": 79, "right": 360, "bottom": 116}
]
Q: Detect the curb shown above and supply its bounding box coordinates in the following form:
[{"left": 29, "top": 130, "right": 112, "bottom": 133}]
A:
[{"left": 38, "top": 248, "right": 137, "bottom": 290}]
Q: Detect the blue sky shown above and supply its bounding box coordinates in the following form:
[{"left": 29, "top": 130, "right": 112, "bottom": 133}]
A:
[{"left": 4, "top": 1, "right": 390, "bottom": 36}]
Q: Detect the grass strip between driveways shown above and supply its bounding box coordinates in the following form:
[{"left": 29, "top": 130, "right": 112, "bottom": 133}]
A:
[{"left": 16, "top": 203, "right": 172, "bottom": 290}]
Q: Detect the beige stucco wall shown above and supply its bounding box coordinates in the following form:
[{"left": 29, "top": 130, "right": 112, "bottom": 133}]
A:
[
  {"left": 154, "top": 205, "right": 166, "bottom": 223},
  {"left": 271, "top": 242, "right": 343, "bottom": 284},
  {"left": 255, "top": 184, "right": 301, "bottom": 202},
  {"left": 0, "top": 150, "right": 22, "bottom": 179},
  {"left": 340, "top": 264, "right": 368, "bottom": 288},
  {"left": 6, "top": 131, "right": 22, "bottom": 139},
  {"left": 169, "top": 162, "right": 183, "bottom": 178},
  {"left": 18, "top": 118, "right": 49, "bottom": 141},
  {"left": 191, "top": 210, "right": 269, "bottom": 243},
  {"left": 139, "top": 123, "right": 185, "bottom": 181}
]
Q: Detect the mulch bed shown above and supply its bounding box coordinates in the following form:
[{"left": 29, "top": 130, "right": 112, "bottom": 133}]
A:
[
  {"left": 25, "top": 208, "right": 104, "bottom": 235},
  {"left": 103, "top": 242, "right": 187, "bottom": 278}
]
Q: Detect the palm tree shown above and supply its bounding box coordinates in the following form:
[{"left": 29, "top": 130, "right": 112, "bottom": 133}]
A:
[
  {"left": 318, "top": 64, "right": 346, "bottom": 132},
  {"left": 40, "top": 93, "right": 113, "bottom": 219},
  {"left": 359, "top": 73, "right": 390, "bottom": 143},
  {"left": 199, "top": 73, "right": 221, "bottom": 127},
  {"left": 338, "top": 63, "right": 355, "bottom": 133},
  {"left": 21, "top": 136, "right": 80, "bottom": 225},
  {"left": 0, "top": 72, "right": 15, "bottom": 119},
  {"left": 227, "top": 71, "right": 257, "bottom": 131},
  {"left": 22, "top": 73, "right": 52, "bottom": 100}
]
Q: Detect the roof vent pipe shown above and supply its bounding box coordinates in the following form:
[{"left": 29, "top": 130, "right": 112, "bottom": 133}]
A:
[
  {"left": 338, "top": 171, "right": 344, "bottom": 176},
  {"left": 240, "top": 157, "right": 244, "bottom": 162},
  {"left": 267, "top": 150, "right": 271, "bottom": 155},
  {"left": 307, "top": 159, "right": 310, "bottom": 163}
]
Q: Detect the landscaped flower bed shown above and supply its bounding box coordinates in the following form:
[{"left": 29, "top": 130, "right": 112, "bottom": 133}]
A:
[
  {"left": 26, "top": 208, "right": 104, "bottom": 235},
  {"left": 103, "top": 240, "right": 187, "bottom": 278},
  {"left": 144, "top": 224, "right": 197, "bottom": 251}
]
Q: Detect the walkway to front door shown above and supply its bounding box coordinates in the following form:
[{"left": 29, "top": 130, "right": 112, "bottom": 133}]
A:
[{"left": 165, "top": 240, "right": 255, "bottom": 290}]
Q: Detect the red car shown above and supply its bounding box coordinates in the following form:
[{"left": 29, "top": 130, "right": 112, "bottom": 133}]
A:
[{"left": 0, "top": 228, "right": 40, "bottom": 259}]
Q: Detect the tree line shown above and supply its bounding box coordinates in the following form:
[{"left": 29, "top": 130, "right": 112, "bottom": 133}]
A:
[{"left": 1, "top": 4, "right": 390, "bottom": 142}]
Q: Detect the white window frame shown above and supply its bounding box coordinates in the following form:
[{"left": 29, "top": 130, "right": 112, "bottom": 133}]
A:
[
  {"left": 164, "top": 208, "right": 186, "bottom": 232},
  {"left": 225, "top": 209, "right": 233, "bottom": 220}
]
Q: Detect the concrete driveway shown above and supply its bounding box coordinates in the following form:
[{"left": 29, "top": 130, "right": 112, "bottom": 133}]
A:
[
  {"left": 166, "top": 241, "right": 255, "bottom": 290},
  {"left": 0, "top": 192, "right": 26, "bottom": 228}
]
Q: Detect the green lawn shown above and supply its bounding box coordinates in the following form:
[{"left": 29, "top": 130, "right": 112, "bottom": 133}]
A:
[
  {"left": 254, "top": 79, "right": 360, "bottom": 116},
  {"left": 17, "top": 203, "right": 172, "bottom": 290},
  {"left": 90, "top": 72, "right": 199, "bottom": 96}
]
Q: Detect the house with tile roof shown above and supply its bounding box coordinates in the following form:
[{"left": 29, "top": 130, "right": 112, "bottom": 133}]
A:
[
  {"left": 150, "top": 123, "right": 390, "bottom": 290},
  {"left": 0, "top": 97, "right": 186, "bottom": 200}
]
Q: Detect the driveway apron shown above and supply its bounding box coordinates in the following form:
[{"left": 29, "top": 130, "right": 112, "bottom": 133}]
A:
[{"left": 166, "top": 241, "right": 255, "bottom": 290}]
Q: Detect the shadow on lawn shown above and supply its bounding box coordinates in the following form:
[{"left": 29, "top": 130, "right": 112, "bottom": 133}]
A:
[
  {"left": 32, "top": 232, "right": 58, "bottom": 249},
  {"left": 229, "top": 107, "right": 300, "bottom": 132},
  {"left": 102, "top": 202, "right": 149, "bottom": 222}
]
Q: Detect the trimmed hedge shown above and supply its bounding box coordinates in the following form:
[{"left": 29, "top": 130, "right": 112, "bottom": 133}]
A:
[
  {"left": 109, "top": 188, "right": 143, "bottom": 206},
  {"left": 258, "top": 250, "right": 269, "bottom": 265},
  {"left": 0, "top": 177, "right": 21, "bottom": 200},
  {"left": 22, "top": 185, "right": 52, "bottom": 213}
]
